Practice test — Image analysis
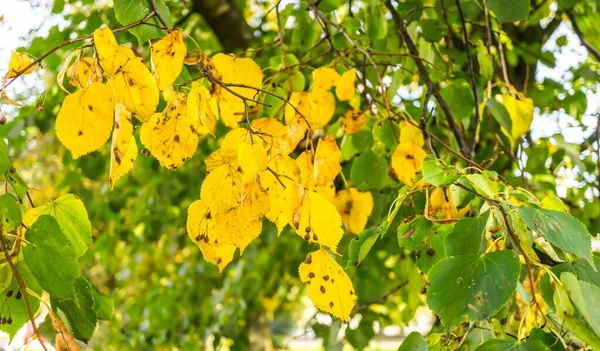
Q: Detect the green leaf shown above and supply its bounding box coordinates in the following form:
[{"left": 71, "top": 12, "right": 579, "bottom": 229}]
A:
[
  {"left": 289, "top": 71, "right": 306, "bottom": 92},
  {"left": 92, "top": 285, "right": 114, "bottom": 321},
  {"left": 518, "top": 207, "right": 594, "bottom": 267},
  {"left": 52, "top": 277, "right": 98, "bottom": 342},
  {"left": 350, "top": 149, "right": 388, "bottom": 190},
  {"left": 0, "top": 193, "right": 22, "bottom": 231},
  {"left": 398, "top": 216, "right": 428, "bottom": 251},
  {"left": 0, "top": 141, "right": 10, "bottom": 180},
  {"left": 373, "top": 119, "right": 399, "bottom": 151},
  {"left": 465, "top": 173, "right": 499, "bottom": 198},
  {"left": 416, "top": 222, "right": 451, "bottom": 274},
  {"left": 419, "top": 19, "right": 447, "bottom": 42},
  {"left": 561, "top": 272, "right": 600, "bottom": 335},
  {"left": 25, "top": 194, "right": 92, "bottom": 257},
  {"left": 440, "top": 79, "right": 474, "bottom": 120},
  {"left": 341, "top": 129, "right": 374, "bottom": 161},
  {"left": 445, "top": 212, "right": 489, "bottom": 256},
  {"left": 263, "top": 87, "right": 286, "bottom": 117},
  {"left": 420, "top": 158, "right": 460, "bottom": 187},
  {"left": 474, "top": 338, "right": 550, "bottom": 351},
  {"left": 0, "top": 264, "right": 42, "bottom": 341},
  {"left": 488, "top": 0, "right": 531, "bottom": 23},
  {"left": 398, "top": 331, "right": 428, "bottom": 351},
  {"left": 113, "top": 0, "right": 173, "bottom": 44},
  {"left": 426, "top": 250, "right": 520, "bottom": 331},
  {"left": 347, "top": 227, "right": 381, "bottom": 268},
  {"left": 23, "top": 215, "right": 80, "bottom": 301},
  {"left": 486, "top": 98, "right": 513, "bottom": 135}
]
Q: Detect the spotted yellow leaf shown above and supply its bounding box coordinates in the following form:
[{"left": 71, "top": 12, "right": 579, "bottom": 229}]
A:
[
  {"left": 151, "top": 29, "right": 187, "bottom": 90},
  {"left": 238, "top": 141, "right": 269, "bottom": 178},
  {"left": 262, "top": 155, "right": 301, "bottom": 234},
  {"left": 312, "top": 67, "right": 340, "bottom": 94},
  {"left": 314, "top": 136, "right": 341, "bottom": 186},
  {"left": 252, "top": 118, "right": 306, "bottom": 156},
  {"left": 56, "top": 82, "right": 115, "bottom": 159},
  {"left": 299, "top": 249, "right": 357, "bottom": 322},
  {"left": 187, "top": 199, "right": 236, "bottom": 272},
  {"left": 399, "top": 120, "right": 424, "bottom": 147},
  {"left": 140, "top": 92, "right": 198, "bottom": 169},
  {"left": 391, "top": 142, "right": 427, "bottom": 186},
  {"left": 284, "top": 91, "right": 335, "bottom": 129},
  {"left": 336, "top": 68, "right": 356, "bottom": 101},
  {"left": 200, "top": 164, "right": 243, "bottom": 213},
  {"left": 109, "top": 58, "right": 159, "bottom": 122},
  {"left": 67, "top": 57, "right": 103, "bottom": 89},
  {"left": 187, "top": 84, "right": 218, "bottom": 135},
  {"left": 428, "top": 187, "right": 459, "bottom": 220},
  {"left": 109, "top": 103, "right": 137, "bottom": 188},
  {"left": 211, "top": 53, "right": 263, "bottom": 128},
  {"left": 333, "top": 188, "right": 374, "bottom": 234},
  {"left": 291, "top": 190, "right": 343, "bottom": 253},
  {"left": 340, "top": 109, "right": 368, "bottom": 135},
  {"left": 7, "top": 51, "right": 34, "bottom": 78},
  {"left": 93, "top": 26, "right": 135, "bottom": 77},
  {"left": 296, "top": 150, "right": 315, "bottom": 190}
]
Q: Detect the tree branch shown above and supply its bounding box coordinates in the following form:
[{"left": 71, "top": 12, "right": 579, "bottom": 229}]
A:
[
  {"left": 566, "top": 12, "right": 600, "bottom": 61},
  {"left": 385, "top": 0, "right": 470, "bottom": 159},
  {"left": 352, "top": 281, "right": 408, "bottom": 313}
]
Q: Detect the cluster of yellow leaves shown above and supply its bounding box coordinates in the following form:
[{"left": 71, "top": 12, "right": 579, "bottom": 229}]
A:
[
  {"left": 391, "top": 120, "right": 427, "bottom": 186},
  {"left": 285, "top": 67, "right": 356, "bottom": 129}
]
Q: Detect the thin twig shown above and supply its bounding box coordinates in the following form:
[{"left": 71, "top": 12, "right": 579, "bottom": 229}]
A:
[
  {"left": 149, "top": 0, "right": 170, "bottom": 28},
  {"left": 566, "top": 12, "right": 600, "bottom": 61},
  {"left": 352, "top": 281, "right": 409, "bottom": 313},
  {"left": 454, "top": 0, "right": 481, "bottom": 156},
  {"left": 385, "top": 0, "right": 470, "bottom": 159}
]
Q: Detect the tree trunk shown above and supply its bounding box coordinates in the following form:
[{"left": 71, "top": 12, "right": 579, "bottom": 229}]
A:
[{"left": 192, "top": 0, "right": 253, "bottom": 52}]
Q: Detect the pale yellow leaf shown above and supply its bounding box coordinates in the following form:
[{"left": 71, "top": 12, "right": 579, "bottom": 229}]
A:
[
  {"left": 110, "top": 103, "right": 137, "bottom": 188},
  {"left": 93, "top": 26, "right": 135, "bottom": 77},
  {"left": 391, "top": 142, "right": 427, "bottom": 186},
  {"left": 313, "top": 136, "right": 341, "bottom": 186},
  {"left": 211, "top": 53, "right": 263, "bottom": 128},
  {"left": 299, "top": 249, "right": 357, "bottom": 322},
  {"left": 67, "top": 57, "right": 103, "bottom": 89},
  {"left": 56, "top": 82, "right": 115, "bottom": 159},
  {"left": 399, "top": 120, "right": 424, "bottom": 147},
  {"left": 335, "top": 68, "right": 356, "bottom": 102},
  {"left": 151, "top": 29, "right": 187, "bottom": 90},
  {"left": 333, "top": 188, "right": 374, "bottom": 234},
  {"left": 500, "top": 94, "right": 534, "bottom": 140},
  {"left": 7, "top": 51, "right": 34, "bottom": 78},
  {"left": 140, "top": 93, "right": 198, "bottom": 169},
  {"left": 109, "top": 58, "right": 159, "bottom": 122},
  {"left": 187, "top": 84, "right": 218, "bottom": 135},
  {"left": 200, "top": 164, "right": 243, "bottom": 213}
]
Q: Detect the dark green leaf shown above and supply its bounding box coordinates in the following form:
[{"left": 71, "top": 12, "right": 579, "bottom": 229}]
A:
[
  {"left": 0, "top": 141, "right": 10, "bottom": 180},
  {"left": 398, "top": 216, "right": 428, "bottom": 251},
  {"left": 561, "top": 272, "right": 600, "bottom": 335},
  {"left": 486, "top": 98, "right": 513, "bottom": 135},
  {"left": 474, "top": 338, "right": 550, "bottom": 351},
  {"left": 351, "top": 149, "right": 387, "bottom": 190},
  {"left": 0, "top": 265, "right": 42, "bottom": 340},
  {"left": 23, "top": 215, "right": 80, "bottom": 301},
  {"left": 488, "top": 0, "right": 531, "bottom": 23},
  {"left": 92, "top": 285, "right": 114, "bottom": 321},
  {"left": 440, "top": 79, "right": 474, "bottom": 120},
  {"left": 420, "top": 19, "right": 447, "bottom": 42},
  {"left": 52, "top": 277, "right": 98, "bottom": 342},
  {"left": 445, "top": 212, "right": 490, "bottom": 256},
  {"left": 426, "top": 250, "right": 520, "bottom": 331},
  {"left": 398, "top": 331, "right": 428, "bottom": 351}
]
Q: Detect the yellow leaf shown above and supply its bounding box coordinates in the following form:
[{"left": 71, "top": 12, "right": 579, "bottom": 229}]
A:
[
  {"left": 310, "top": 91, "right": 336, "bottom": 128},
  {"left": 333, "top": 189, "right": 374, "bottom": 234},
  {"left": 140, "top": 93, "right": 198, "bottom": 169},
  {"left": 187, "top": 83, "right": 218, "bottom": 135},
  {"left": 187, "top": 199, "right": 236, "bottom": 272},
  {"left": 151, "top": 29, "right": 187, "bottom": 91},
  {"left": 500, "top": 94, "right": 534, "bottom": 140},
  {"left": 429, "top": 187, "right": 458, "bottom": 219},
  {"left": 7, "top": 51, "right": 34, "bottom": 78},
  {"left": 252, "top": 117, "right": 306, "bottom": 155},
  {"left": 312, "top": 68, "right": 340, "bottom": 94},
  {"left": 200, "top": 164, "right": 243, "bottom": 213},
  {"left": 211, "top": 53, "right": 263, "bottom": 128},
  {"left": 399, "top": 120, "right": 424, "bottom": 147},
  {"left": 109, "top": 103, "right": 137, "bottom": 188},
  {"left": 292, "top": 190, "right": 343, "bottom": 253},
  {"left": 109, "top": 58, "right": 159, "bottom": 122},
  {"left": 93, "top": 26, "right": 135, "bottom": 77},
  {"left": 284, "top": 91, "right": 335, "bottom": 129},
  {"left": 340, "top": 109, "right": 368, "bottom": 135},
  {"left": 313, "top": 136, "right": 341, "bottom": 186},
  {"left": 214, "top": 180, "right": 269, "bottom": 252},
  {"left": 296, "top": 150, "right": 315, "bottom": 190},
  {"left": 335, "top": 68, "right": 356, "bottom": 102},
  {"left": 238, "top": 141, "right": 269, "bottom": 178},
  {"left": 315, "top": 182, "right": 336, "bottom": 203},
  {"left": 262, "top": 154, "right": 301, "bottom": 234},
  {"left": 56, "top": 82, "right": 115, "bottom": 159},
  {"left": 299, "top": 249, "right": 357, "bottom": 322},
  {"left": 67, "top": 57, "right": 103, "bottom": 89},
  {"left": 391, "top": 142, "right": 427, "bottom": 186}
]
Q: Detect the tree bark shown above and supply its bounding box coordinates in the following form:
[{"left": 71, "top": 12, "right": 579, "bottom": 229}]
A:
[{"left": 192, "top": 0, "right": 253, "bottom": 52}]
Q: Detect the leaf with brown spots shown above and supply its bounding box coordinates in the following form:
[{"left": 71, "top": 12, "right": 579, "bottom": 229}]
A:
[
  {"left": 298, "top": 249, "right": 357, "bottom": 322},
  {"left": 109, "top": 102, "right": 137, "bottom": 188}
]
